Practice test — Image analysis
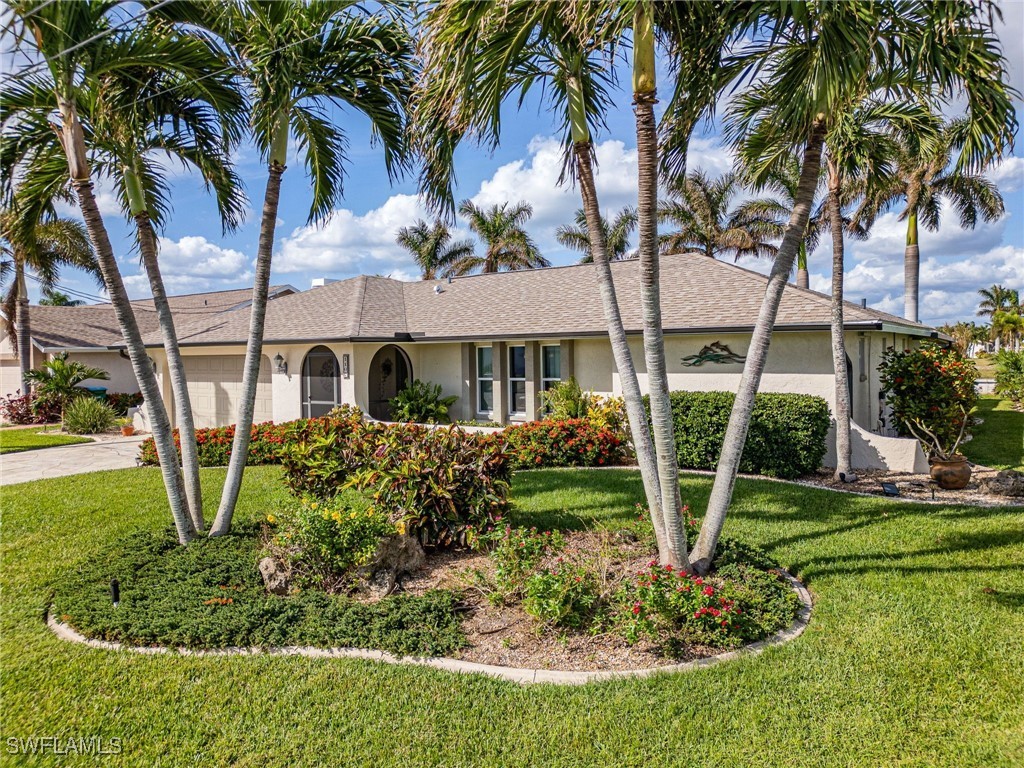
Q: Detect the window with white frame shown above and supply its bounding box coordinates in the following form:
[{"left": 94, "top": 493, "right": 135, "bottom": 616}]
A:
[
  {"left": 476, "top": 346, "right": 493, "bottom": 415},
  {"left": 541, "top": 345, "right": 561, "bottom": 391},
  {"left": 508, "top": 345, "right": 526, "bottom": 415}
]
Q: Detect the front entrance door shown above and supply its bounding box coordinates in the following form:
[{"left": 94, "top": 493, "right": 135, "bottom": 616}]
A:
[{"left": 368, "top": 345, "right": 411, "bottom": 420}]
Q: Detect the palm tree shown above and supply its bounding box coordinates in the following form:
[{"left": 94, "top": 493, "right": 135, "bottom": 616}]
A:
[
  {"left": 455, "top": 200, "right": 548, "bottom": 274},
  {"left": 4, "top": 8, "right": 246, "bottom": 537},
  {"left": 1, "top": 203, "right": 98, "bottom": 393},
  {"left": 1, "top": 1, "right": 231, "bottom": 544},
  {"left": 201, "top": 1, "right": 414, "bottom": 537},
  {"left": 38, "top": 290, "right": 85, "bottom": 307},
  {"left": 395, "top": 219, "right": 475, "bottom": 280},
  {"left": 24, "top": 352, "right": 108, "bottom": 422},
  {"left": 859, "top": 118, "right": 1005, "bottom": 323},
  {"left": 556, "top": 207, "right": 637, "bottom": 263},
  {"left": 938, "top": 321, "right": 986, "bottom": 355},
  {"left": 695, "top": 0, "right": 1017, "bottom": 572},
  {"left": 992, "top": 310, "right": 1024, "bottom": 352},
  {"left": 978, "top": 285, "right": 1020, "bottom": 352},
  {"left": 732, "top": 157, "right": 827, "bottom": 288},
  {"left": 416, "top": 0, "right": 675, "bottom": 561},
  {"left": 658, "top": 170, "right": 777, "bottom": 260}
]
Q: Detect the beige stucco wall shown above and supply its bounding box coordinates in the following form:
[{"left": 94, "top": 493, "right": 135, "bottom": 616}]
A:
[{"left": 64, "top": 351, "right": 139, "bottom": 394}]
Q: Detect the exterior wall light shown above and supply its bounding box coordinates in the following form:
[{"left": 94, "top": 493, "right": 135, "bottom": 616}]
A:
[
  {"left": 342, "top": 353, "right": 350, "bottom": 378},
  {"left": 273, "top": 353, "right": 287, "bottom": 375}
]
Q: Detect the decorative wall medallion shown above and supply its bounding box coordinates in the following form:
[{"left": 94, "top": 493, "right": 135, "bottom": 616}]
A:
[{"left": 681, "top": 341, "right": 747, "bottom": 367}]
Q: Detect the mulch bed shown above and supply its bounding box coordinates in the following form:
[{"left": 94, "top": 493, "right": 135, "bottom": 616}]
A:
[
  {"left": 799, "top": 466, "right": 1022, "bottom": 507},
  {"left": 394, "top": 531, "right": 723, "bottom": 671}
]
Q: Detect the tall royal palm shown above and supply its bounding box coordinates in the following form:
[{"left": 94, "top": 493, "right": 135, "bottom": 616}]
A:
[
  {"left": 659, "top": 170, "right": 777, "bottom": 260},
  {"left": 860, "top": 118, "right": 1005, "bottom": 323},
  {"left": 0, "top": 1, "right": 242, "bottom": 544},
  {"left": 418, "top": 0, "right": 676, "bottom": 558},
  {"left": 979, "top": 285, "right": 1022, "bottom": 351},
  {"left": 1, "top": 202, "right": 99, "bottom": 393},
  {"left": 396, "top": 219, "right": 475, "bottom": 280},
  {"left": 695, "top": 0, "right": 1017, "bottom": 571},
  {"left": 455, "top": 201, "right": 547, "bottom": 274},
  {"left": 556, "top": 207, "right": 637, "bottom": 263},
  {"left": 204, "top": 0, "right": 414, "bottom": 536}
]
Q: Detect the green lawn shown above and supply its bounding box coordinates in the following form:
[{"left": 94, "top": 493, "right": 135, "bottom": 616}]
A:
[
  {"left": 0, "top": 427, "right": 91, "bottom": 454},
  {"left": 2, "top": 466, "right": 1022, "bottom": 767},
  {"left": 963, "top": 396, "right": 1024, "bottom": 471}
]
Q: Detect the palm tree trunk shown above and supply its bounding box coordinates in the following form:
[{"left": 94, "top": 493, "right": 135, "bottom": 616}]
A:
[
  {"left": 70, "top": 177, "right": 194, "bottom": 545},
  {"left": 574, "top": 142, "right": 668, "bottom": 561},
  {"left": 826, "top": 162, "right": 852, "bottom": 480},
  {"left": 14, "top": 263, "right": 32, "bottom": 393},
  {"left": 904, "top": 210, "right": 919, "bottom": 323},
  {"left": 210, "top": 161, "right": 285, "bottom": 537},
  {"left": 135, "top": 212, "right": 205, "bottom": 532},
  {"left": 633, "top": 7, "right": 689, "bottom": 570},
  {"left": 796, "top": 242, "right": 809, "bottom": 289},
  {"left": 691, "top": 123, "right": 826, "bottom": 574}
]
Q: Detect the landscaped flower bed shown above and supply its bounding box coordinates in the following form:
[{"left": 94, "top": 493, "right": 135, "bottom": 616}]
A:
[{"left": 50, "top": 500, "right": 800, "bottom": 670}]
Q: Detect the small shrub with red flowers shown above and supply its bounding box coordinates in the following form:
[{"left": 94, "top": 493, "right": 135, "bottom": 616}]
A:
[
  {"left": 0, "top": 390, "right": 62, "bottom": 425},
  {"left": 502, "top": 418, "right": 628, "bottom": 469},
  {"left": 879, "top": 342, "right": 979, "bottom": 457}
]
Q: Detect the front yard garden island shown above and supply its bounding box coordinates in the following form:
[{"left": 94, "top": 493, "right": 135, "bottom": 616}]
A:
[{"left": 50, "top": 402, "right": 810, "bottom": 673}]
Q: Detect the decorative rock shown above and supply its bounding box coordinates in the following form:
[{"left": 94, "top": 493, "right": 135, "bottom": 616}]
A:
[
  {"left": 979, "top": 470, "right": 1024, "bottom": 498},
  {"left": 359, "top": 535, "right": 426, "bottom": 598},
  {"left": 258, "top": 556, "right": 291, "bottom": 595}
]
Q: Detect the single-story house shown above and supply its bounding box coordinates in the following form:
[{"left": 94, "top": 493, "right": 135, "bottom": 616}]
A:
[{"left": 6, "top": 253, "right": 938, "bottom": 471}]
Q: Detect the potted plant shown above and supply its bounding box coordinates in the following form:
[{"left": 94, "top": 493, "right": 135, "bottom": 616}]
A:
[
  {"left": 879, "top": 343, "right": 979, "bottom": 490},
  {"left": 117, "top": 417, "right": 135, "bottom": 437},
  {"left": 908, "top": 404, "right": 975, "bottom": 490}
]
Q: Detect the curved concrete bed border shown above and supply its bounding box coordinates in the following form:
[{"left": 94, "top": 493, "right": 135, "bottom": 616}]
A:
[{"left": 47, "top": 571, "right": 811, "bottom": 686}]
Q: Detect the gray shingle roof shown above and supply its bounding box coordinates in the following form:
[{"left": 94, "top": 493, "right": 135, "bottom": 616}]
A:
[
  {"left": 160, "top": 252, "right": 932, "bottom": 347},
  {"left": 27, "top": 286, "right": 295, "bottom": 350}
]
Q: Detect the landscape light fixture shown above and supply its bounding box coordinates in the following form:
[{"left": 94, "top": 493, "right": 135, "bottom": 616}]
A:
[
  {"left": 881, "top": 482, "right": 900, "bottom": 497},
  {"left": 110, "top": 578, "right": 120, "bottom": 608},
  {"left": 273, "top": 353, "right": 287, "bottom": 375}
]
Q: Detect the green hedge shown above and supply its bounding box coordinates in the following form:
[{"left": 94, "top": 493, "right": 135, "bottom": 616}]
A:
[{"left": 648, "top": 391, "right": 830, "bottom": 479}]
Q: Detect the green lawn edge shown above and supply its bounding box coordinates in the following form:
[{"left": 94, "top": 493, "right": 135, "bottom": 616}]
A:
[
  {"left": 962, "top": 396, "right": 1024, "bottom": 471},
  {"left": 0, "top": 428, "right": 93, "bottom": 454},
  {"left": 2, "top": 465, "right": 1022, "bottom": 767}
]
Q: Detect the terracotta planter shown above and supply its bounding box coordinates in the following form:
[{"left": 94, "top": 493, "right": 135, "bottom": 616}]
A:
[
  {"left": 120, "top": 425, "right": 135, "bottom": 437},
  {"left": 929, "top": 455, "right": 972, "bottom": 490}
]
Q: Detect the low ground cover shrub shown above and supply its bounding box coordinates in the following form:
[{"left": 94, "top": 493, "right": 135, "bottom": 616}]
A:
[
  {"left": 51, "top": 524, "right": 466, "bottom": 656},
  {"left": 649, "top": 391, "right": 830, "bottom": 478},
  {"left": 502, "top": 418, "right": 628, "bottom": 469},
  {"left": 388, "top": 379, "right": 457, "bottom": 423},
  {"left": 62, "top": 396, "right": 117, "bottom": 434},
  {"left": 993, "top": 350, "right": 1024, "bottom": 403},
  {"left": 879, "top": 342, "right": 979, "bottom": 457}
]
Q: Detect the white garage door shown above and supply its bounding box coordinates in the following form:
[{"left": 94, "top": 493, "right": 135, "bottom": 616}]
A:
[{"left": 183, "top": 355, "right": 272, "bottom": 429}]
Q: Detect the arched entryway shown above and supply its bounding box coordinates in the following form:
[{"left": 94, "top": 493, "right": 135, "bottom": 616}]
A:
[
  {"left": 368, "top": 344, "right": 411, "bottom": 420},
  {"left": 301, "top": 345, "right": 340, "bottom": 418}
]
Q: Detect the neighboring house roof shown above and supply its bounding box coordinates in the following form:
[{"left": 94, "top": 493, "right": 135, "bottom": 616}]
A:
[
  {"left": 164, "top": 252, "right": 934, "bottom": 347},
  {"left": 23, "top": 285, "right": 297, "bottom": 351}
]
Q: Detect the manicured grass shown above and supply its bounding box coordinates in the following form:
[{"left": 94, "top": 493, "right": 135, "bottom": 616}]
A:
[
  {"left": 962, "top": 396, "right": 1024, "bottom": 471},
  {"left": 972, "top": 356, "right": 999, "bottom": 378},
  {"left": 0, "top": 427, "right": 91, "bottom": 454},
  {"left": 2, "top": 466, "right": 1023, "bottom": 766}
]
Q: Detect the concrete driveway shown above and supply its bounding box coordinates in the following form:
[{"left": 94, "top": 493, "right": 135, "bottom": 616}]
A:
[{"left": 0, "top": 436, "right": 146, "bottom": 486}]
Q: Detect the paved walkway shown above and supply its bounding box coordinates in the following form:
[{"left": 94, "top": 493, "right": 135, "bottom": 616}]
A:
[{"left": 0, "top": 436, "right": 146, "bottom": 486}]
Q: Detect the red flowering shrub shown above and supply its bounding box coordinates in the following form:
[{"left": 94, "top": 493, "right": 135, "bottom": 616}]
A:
[
  {"left": 501, "top": 418, "right": 627, "bottom": 469},
  {"left": 0, "top": 390, "right": 61, "bottom": 424},
  {"left": 879, "top": 342, "right": 978, "bottom": 457},
  {"left": 138, "top": 406, "right": 364, "bottom": 468}
]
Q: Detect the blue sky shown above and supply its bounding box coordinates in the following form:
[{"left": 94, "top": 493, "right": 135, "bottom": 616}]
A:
[{"left": 11, "top": 3, "right": 1024, "bottom": 327}]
